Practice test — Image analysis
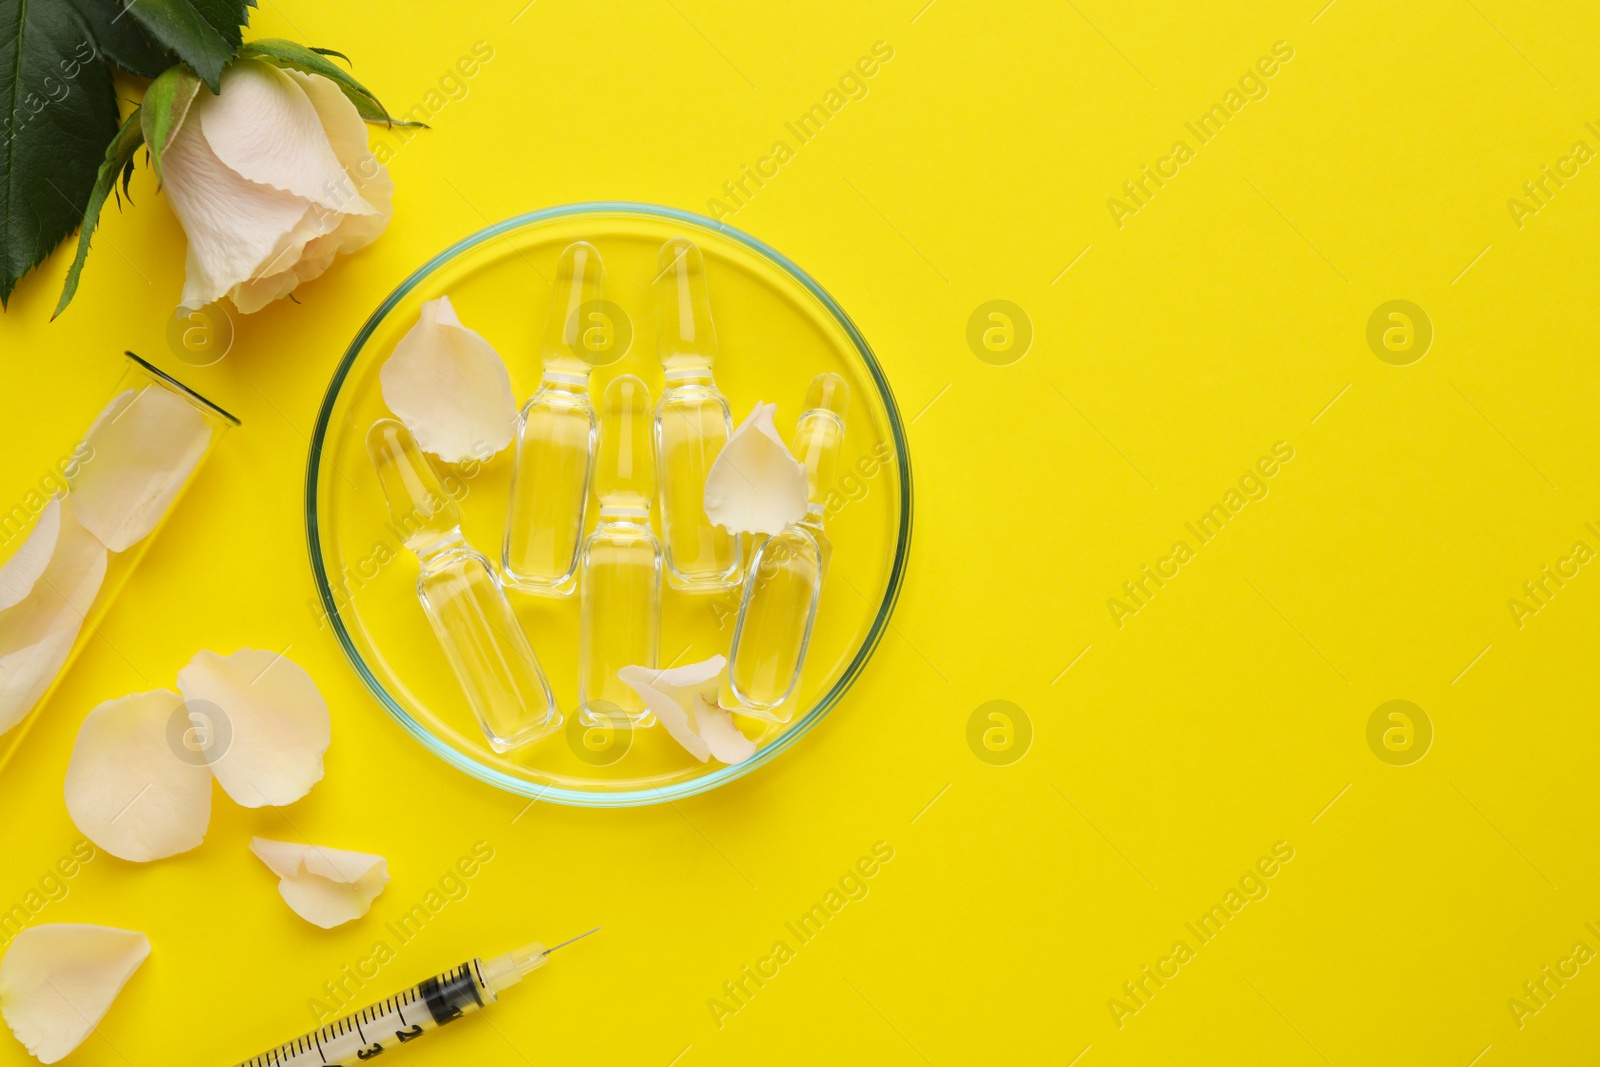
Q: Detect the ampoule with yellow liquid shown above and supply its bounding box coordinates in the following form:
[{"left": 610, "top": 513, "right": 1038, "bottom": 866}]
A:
[
  {"left": 502, "top": 242, "right": 604, "bottom": 596},
  {"left": 578, "top": 375, "right": 662, "bottom": 727},
  {"left": 368, "top": 419, "right": 559, "bottom": 752},
  {"left": 653, "top": 238, "right": 743, "bottom": 592},
  {"left": 723, "top": 373, "right": 849, "bottom": 721}
]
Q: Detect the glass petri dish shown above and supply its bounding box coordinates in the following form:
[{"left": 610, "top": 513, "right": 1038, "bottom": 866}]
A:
[{"left": 306, "top": 203, "right": 911, "bottom": 806}]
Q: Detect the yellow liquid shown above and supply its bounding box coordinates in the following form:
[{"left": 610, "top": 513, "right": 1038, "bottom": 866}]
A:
[
  {"left": 727, "top": 527, "right": 822, "bottom": 717},
  {"left": 579, "top": 528, "right": 661, "bottom": 723},
  {"left": 503, "top": 391, "right": 595, "bottom": 594},
  {"left": 657, "top": 390, "right": 741, "bottom": 590}
]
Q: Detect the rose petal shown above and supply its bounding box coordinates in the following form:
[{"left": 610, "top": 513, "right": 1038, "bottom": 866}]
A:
[
  {"left": 0, "top": 502, "right": 107, "bottom": 734},
  {"left": 0, "top": 497, "right": 60, "bottom": 612},
  {"left": 67, "top": 385, "right": 212, "bottom": 553},
  {"left": 284, "top": 69, "right": 393, "bottom": 251},
  {"left": 223, "top": 204, "right": 339, "bottom": 314},
  {"left": 64, "top": 690, "right": 212, "bottom": 862},
  {"left": 176, "top": 649, "right": 331, "bottom": 808},
  {"left": 199, "top": 61, "right": 375, "bottom": 216},
  {"left": 619, "top": 655, "right": 757, "bottom": 765},
  {"left": 703, "top": 402, "right": 808, "bottom": 536},
  {"left": 163, "top": 110, "right": 321, "bottom": 312},
  {"left": 0, "top": 924, "right": 149, "bottom": 1064},
  {"left": 227, "top": 70, "right": 394, "bottom": 313},
  {"left": 250, "top": 838, "right": 389, "bottom": 928},
  {"left": 619, "top": 658, "right": 720, "bottom": 761},
  {"left": 695, "top": 702, "right": 759, "bottom": 764},
  {"left": 379, "top": 296, "right": 519, "bottom": 463}
]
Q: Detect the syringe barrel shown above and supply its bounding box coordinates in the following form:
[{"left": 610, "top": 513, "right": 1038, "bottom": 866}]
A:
[{"left": 231, "top": 960, "right": 496, "bottom": 1067}]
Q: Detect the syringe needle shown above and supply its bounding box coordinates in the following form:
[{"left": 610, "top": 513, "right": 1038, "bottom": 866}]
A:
[
  {"left": 230, "top": 932, "right": 599, "bottom": 1067},
  {"left": 541, "top": 926, "right": 602, "bottom": 958}
]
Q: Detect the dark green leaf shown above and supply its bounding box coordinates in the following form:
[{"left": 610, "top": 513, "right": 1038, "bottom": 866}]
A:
[
  {"left": 0, "top": 0, "right": 122, "bottom": 306},
  {"left": 64, "top": 0, "right": 174, "bottom": 78},
  {"left": 240, "top": 38, "right": 425, "bottom": 128},
  {"left": 54, "top": 108, "right": 144, "bottom": 317},
  {"left": 140, "top": 64, "right": 202, "bottom": 180},
  {"left": 121, "top": 0, "right": 249, "bottom": 92}
]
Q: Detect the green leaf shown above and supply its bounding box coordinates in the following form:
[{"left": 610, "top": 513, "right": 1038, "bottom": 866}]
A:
[
  {"left": 0, "top": 0, "right": 123, "bottom": 306},
  {"left": 53, "top": 108, "right": 144, "bottom": 317},
  {"left": 64, "top": 0, "right": 174, "bottom": 78},
  {"left": 239, "top": 38, "right": 425, "bottom": 128},
  {"left": 121, "top": 0, "right": 250, "bottom": 92},
  {"left": 140, "top": 64, "right": 203, "bottom": 181}
]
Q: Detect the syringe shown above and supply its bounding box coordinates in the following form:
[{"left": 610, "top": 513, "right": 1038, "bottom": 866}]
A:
[{"left": 230, "top": 929, "right": 598, "bottom": 1066}]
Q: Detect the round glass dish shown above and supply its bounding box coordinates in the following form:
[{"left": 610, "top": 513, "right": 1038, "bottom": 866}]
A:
[{"left": 306, "top": 203, "right": 911, "bottom": 806}]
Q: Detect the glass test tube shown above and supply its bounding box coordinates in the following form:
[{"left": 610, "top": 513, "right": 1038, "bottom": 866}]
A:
[
  {"left": 369, "top": 419, "right": 558, "bottom": 751},
  {"left": 0, "top": 353, "right": 237, "bottom": 771},
  {"left": 502, "top": 242, "right": 603, "bottom": 596},
  {"left": 724, "top": 373, "right": 849, "bottom": 721},
  {"left": 653, "top": 238, "right": 742, "bottom": 593},
  {"left": 579, "top": 375, "right": 662, "bottom": 727}
]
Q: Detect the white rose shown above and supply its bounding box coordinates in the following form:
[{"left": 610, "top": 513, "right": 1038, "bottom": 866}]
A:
[{"left": 161, "top": 58, "right": 393, "bottom": 314}]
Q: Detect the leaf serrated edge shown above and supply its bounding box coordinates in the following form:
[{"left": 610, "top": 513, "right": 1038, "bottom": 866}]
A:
[{"left": 54, "top": 108, "right": 146, "bottom": 318}]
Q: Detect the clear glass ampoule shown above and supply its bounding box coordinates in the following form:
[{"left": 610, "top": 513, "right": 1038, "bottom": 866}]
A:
[
  {"left": 502, "top": 241, "right": 604, "bottom": 596},
  {"left": 724, "top": 373, "right": 849, "bottom": 721},
  {"left": 653, "top": 238, "right": 743, "bottom": 593},
  {"left": 368, "top": 419, "right": 559, "bottom": 752},
  {"left": 578, "top": 375, "right": 662, "bottom": 727}
]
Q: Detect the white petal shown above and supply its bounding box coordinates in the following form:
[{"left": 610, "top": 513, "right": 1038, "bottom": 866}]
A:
[
  {"left": 695, "top": 701, "right": 759, "bottom": 764},
  {"left": 163, "top": 109, "right": 320, "bottom": 312},
  {"left": 0, "top": 497, "right": 60, "bottom": 612},
  {"left": 0, "top": 502, "right": 107, "bottom": 734},
  {"left": 199, "top": 61, "right": 375, "bottom": 216},
  {"left": 176, "top": 649, "right": 331, "bottom": 808},
  {"left": 64, "top": 690, "right": 212, "bottom": 862},
  {"left": 250, "top": 838, "right": 389, "bottom": 928},
  {"left": 704, "top": 403, "right": 808, "bottom": 535},
  {"left": 68, "top": 383, "right": 212, "bottom": 552},
  {"left": 0, "top": 924, "right": 149, "bottom": 1064},
  {"left": 619, "top": 660, "right": 716, "bottom": 762},
  {"left": 222, "top": 204, "right": 338, "bottom": 313},
  {"left": 285, "top": 69, "right": 393, "bottom": 247},
  {"left": 619, "top": 655, "right": 755, "bottom": 765},
  {"left": 218, "top": 70, "right": 391, "bottom": 314},
  {"left": 379, "top": 296, "right": 519, "bottom": 463}
]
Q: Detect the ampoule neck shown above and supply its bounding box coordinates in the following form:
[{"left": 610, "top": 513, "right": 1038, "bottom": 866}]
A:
[
  {"left": 596, "top": 499, "right": 652, "bottom": 527},
  {"left": 539, "top": 366, "right": 593, "bottom": 394},
  {"left": 410, "top": 525, "right": 469, "bottom": 564},
  {"left": 661, "top": 363, "right": 716, "bottom": 391}
]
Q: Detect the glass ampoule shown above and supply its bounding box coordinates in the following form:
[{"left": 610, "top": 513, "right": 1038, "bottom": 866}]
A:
[
  {"left": 653, "top": 238, "right": 742, "bottom": 593},
  {"left": 368, "top": 419, "right": 558, "bottom": 752},
  {"left": 502, "top": 242, "right": 604, "bottom": 596},
  {"left": 578, "top": 375, "right": 662, "bottom": 727},
  {"left": 723, "top": 373, "right": 849, "bottom": 721}
]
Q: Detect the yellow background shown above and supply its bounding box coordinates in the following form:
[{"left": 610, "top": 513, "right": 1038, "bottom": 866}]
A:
[{"left": 2, "top": 0, "right": 1598, "bottom": 1063}]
